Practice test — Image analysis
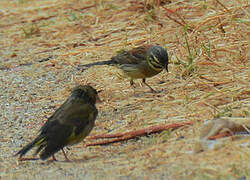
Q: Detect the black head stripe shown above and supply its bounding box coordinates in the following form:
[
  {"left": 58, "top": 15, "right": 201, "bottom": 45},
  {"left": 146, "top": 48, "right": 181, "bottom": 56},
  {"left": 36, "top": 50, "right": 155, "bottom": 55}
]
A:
[{"left": 148, "top": 46, "right": 169, "bottom": 67}]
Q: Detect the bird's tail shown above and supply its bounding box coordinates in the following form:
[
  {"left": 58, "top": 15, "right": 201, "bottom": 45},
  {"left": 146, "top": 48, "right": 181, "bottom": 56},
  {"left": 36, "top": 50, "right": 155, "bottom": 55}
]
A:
[
  {"left": 14, "top": 136, "right": 45, "bottom": 158},
  {"left": 77, "top": 59, "right": 116, "bottom": 71}
]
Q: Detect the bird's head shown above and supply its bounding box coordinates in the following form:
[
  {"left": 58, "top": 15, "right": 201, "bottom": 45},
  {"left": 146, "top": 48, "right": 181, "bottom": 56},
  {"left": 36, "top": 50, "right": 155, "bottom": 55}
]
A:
[
  {"left": 72, "top": 85, "right": 100, "bottom": 104},
  {"left": 147, "top": 46, "right": 169, "bottom": 72}
]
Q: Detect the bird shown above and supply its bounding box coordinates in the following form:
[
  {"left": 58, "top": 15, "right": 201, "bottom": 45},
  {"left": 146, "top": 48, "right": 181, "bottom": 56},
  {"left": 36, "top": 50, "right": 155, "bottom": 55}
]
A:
[
  {"left": 15, "top": 85, "right": 99, "bottom": 161},
  {"left": 77, "top": 45, "right": 169, "bottom": 92}
]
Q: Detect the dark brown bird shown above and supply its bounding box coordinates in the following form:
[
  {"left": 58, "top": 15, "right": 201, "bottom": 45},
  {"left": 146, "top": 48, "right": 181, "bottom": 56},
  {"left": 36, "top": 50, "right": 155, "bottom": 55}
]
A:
[
  {"left": 15, "top": 85, "right": 99, "bottom": 161},
  {"left": 78, "top": 45, "right": 169, "bottom": 92}
]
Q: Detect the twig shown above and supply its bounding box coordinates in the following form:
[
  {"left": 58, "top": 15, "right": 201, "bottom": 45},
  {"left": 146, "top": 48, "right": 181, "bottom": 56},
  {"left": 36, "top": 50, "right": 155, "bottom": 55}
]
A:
[
  {"left": 215, "top": 0, "right": 230, "bottom": 13},
  {"left": 162, "top": 7, "right": 193, "bottom": 31},
  {"left": 89, "top": 122, "right": 193, "bottom": 139},
  {"left": 163, "top": 7, "right": 186, "bottom": 27},
  {"left": 208, "top": 132, "right": 231, "bottom": 140},
  {"left": 18, "top": 157, "right": 39, "bottom": 161},
  {"left": 208, "top": 131, "right": 250, "bottom": 140},
  {"left": 190, "top": 14, "right": 226, "bottom": 37},
  {"left": 85, "top": 122, "right": 193, "bottom": 146},
  {"left": 69, "top": 5, "right": 96, "bottom": 12},
  {"left": 31, "top": 15, "right": 57, "bottom": 23},
  {"left": 35, "top": 47, "right": 60, "bottom": 54}
]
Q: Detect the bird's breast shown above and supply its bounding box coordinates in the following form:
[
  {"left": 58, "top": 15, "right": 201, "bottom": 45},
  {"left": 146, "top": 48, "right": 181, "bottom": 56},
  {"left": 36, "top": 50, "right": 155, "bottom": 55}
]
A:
[
  {"left": 119, "top": 63, "right": 162, "bottom": 79},
  {"left": 67, "top": 123, "right": 94, "bottom": 146}
]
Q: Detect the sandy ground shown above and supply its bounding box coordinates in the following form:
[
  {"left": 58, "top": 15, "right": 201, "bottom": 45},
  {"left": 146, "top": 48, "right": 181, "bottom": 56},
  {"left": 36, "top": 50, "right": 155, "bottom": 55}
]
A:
[{"left": 0, "top": 0, "right": 249, "bottom": 179}]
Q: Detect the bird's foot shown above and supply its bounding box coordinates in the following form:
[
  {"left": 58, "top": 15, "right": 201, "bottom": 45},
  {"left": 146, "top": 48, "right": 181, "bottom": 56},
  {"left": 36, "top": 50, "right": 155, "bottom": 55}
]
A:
[
  {"left": 76, "top": 65, "right": 88, "bottom": 72},
  {"left": 149, "top": 87, "right": 157, "bottom": 93},
  {"left": 62, "top": 149, "right": 71, "bottom": 162},
  {"left": 51, "top": 155, "right": 57, "bottom": 161}
]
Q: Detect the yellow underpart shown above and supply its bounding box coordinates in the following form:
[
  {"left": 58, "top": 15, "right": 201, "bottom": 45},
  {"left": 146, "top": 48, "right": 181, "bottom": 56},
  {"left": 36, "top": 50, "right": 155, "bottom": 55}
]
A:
[
  {"left": 66, "top": 126, "right": 91, "bottom": 146},
  {"left": 147, "top": 54, "right": 163, "bottom": 72}
]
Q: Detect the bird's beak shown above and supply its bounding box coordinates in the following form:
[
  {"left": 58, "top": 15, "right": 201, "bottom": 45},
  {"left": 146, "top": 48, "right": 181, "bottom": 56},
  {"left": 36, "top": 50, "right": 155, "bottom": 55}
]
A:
[
  {"left": 96, "top": 95, "right": 102, "bottom": 103},
  {"left": 96, "top": 90, "right": 102, "bottom": 103}
]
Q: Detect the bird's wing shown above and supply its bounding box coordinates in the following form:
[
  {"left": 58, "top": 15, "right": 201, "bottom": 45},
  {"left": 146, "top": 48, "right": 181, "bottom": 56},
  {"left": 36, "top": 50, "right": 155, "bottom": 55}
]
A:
[
  {"left": 36, "top": 99, "right": 97, "bottom": 159},
  {"left": 39, "top": 96, "right": 75, "bottom": 132},
  {"left": 43, "top": 97, "right": 96, "bottom": 134},
  {"left": 112, "top": 45, "right": 153, "bottom": 65},
  {"left": 61, "top": 103, "right": 96, "bottom": 127}
]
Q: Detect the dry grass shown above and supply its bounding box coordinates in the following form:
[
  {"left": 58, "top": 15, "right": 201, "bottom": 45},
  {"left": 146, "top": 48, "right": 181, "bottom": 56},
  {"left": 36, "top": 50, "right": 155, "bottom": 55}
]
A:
[{"left": 0, "top": 0, "right": 249, "bottom": 179}]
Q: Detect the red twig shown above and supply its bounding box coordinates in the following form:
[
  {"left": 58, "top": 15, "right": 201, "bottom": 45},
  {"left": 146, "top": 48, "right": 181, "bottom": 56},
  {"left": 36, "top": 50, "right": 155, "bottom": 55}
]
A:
[
  {"left": 208, "top": 132, "right": 232, "bottom": 140},
  {"left": 85, "top": 122, "right": 193, "bottom": 147},
  {"left": 163, "top": 7, "right": 187, "bottom": 25},
  {"left": 162, "top": 7, "right": 193, "bottom": 31},
  {"left": 214, "top": 0, "right": 230, "bottom": 12},
  {"left": 163, "top": 10, "right": 185, "bottom": 27},
  {"left": 31, "top": 15, "right": 57, "bottom": 23},
  {"left": 69, "top": 5, "right": 96, "bottom": 12}
]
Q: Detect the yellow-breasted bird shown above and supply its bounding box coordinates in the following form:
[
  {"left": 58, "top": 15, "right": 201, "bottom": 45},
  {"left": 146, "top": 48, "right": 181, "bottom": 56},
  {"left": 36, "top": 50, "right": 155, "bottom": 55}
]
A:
[
  {"left": 77, "top": 45, "right": 169, "bottom": 92},
  {"left": 15, "top": 85, "right": 99, "bottom": 161}
]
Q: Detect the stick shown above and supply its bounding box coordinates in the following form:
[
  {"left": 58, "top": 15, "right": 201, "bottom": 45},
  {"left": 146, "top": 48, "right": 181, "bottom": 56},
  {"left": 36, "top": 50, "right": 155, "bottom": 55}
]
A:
[
  {"left": 85, "top": 122, "right": 193, "bottom": 146},
  {"left": 208, "top": 132, "right": 231, "bottom": 140}
]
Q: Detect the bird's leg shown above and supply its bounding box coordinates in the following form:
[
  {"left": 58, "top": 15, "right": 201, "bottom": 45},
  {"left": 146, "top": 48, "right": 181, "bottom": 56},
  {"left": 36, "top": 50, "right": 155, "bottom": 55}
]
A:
[
  {"left": 130, "top": 79, "right": 138, "bottom": 95},
  {"left": 77, "top": 65, "right": 89, "bottom": 72},
  {"left": 61, "top": 148, "right": 70, "bottom": 162},
  {"left": 51, "top": 155, "right": 57, "bottom": 161},
  {"left": 142, "top": 78, "right": 156, "bottom": 93},
  {"left": 130, "top": 79, "right": 136, "bottom": 88}
]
